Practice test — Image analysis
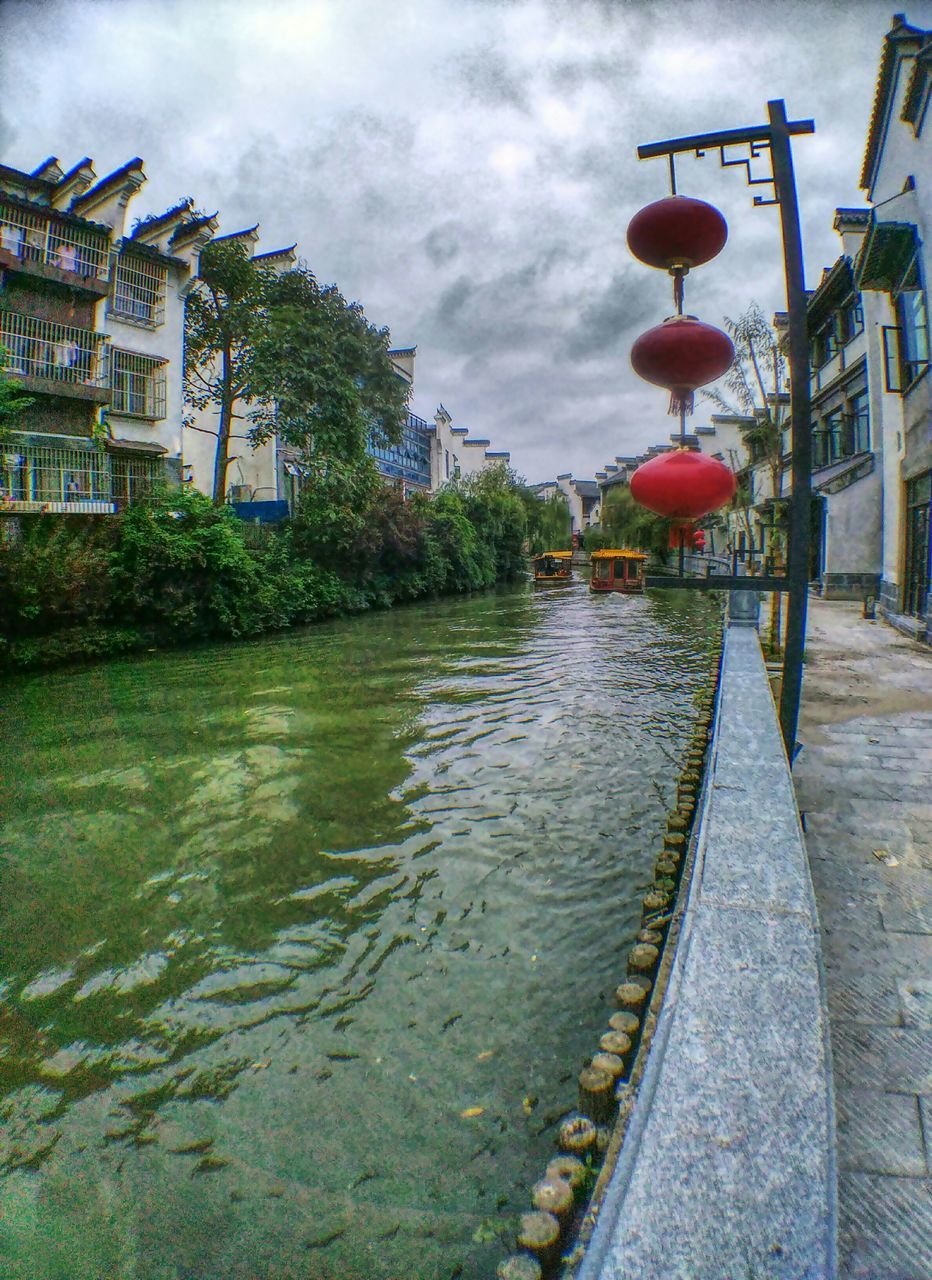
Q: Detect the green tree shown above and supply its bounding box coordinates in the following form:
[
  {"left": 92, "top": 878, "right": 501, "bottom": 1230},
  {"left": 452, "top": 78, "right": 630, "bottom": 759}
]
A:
[
  {"left": 523, "top": 492, "right": 572, "bottom": 555},
  {"left": 0, "top": 351, "right": 33, "bottom": 442},
  {"left": 595, "top": 485, "right": 670, "bottom": 559},
  {"left": 450, "top": 464, "right": 529, "bottom": 581},
  {"left": 250, "top": 268, "right": 408, "bottom": 465},
  {"left": 703, "top": 302, "right": 789, "bottom": 651},
  {"left": 184, "top": 239, "right": 274, "bottom": 504}
]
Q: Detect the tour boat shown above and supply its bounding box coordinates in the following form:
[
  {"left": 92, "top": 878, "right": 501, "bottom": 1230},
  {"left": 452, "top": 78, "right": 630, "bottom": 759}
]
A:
[
  {"left": 589, "top": 549, "right": 648, "bottom": 594},
  {"left": 533, "top": 550, "right": 573, "bottom": 582}
]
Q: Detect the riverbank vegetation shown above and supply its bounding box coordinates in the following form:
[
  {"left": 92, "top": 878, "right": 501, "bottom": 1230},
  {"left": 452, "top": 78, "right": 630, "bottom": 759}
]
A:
[
  {"left": 585, "top": 486, "right": 671, "bottom": 559},
  {"left": 0, "top": 462, "right": 536, "bottom": 673}
]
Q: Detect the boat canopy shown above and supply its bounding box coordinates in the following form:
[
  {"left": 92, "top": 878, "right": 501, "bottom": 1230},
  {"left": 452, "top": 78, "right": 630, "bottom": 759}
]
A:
[
  {"left": 589, "top": 549, "right": 648, "bottom": 560},
  {"left": 533, "top": 550, "right": 573, "bottom": 560}
]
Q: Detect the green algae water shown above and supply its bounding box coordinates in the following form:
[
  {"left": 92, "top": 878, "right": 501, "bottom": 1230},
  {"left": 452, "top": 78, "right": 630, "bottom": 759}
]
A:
[{"left": 0, "top": 581, "right": 719, "bottom": 1280}]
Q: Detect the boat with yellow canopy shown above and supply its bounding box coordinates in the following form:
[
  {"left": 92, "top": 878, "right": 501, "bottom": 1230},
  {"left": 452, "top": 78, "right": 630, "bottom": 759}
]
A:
[
  {"left": 589, "top": 548, "right": 648, "bottom": 594},
  {"left": 532, "top": 550, "right": 574, "bottom": 582}
]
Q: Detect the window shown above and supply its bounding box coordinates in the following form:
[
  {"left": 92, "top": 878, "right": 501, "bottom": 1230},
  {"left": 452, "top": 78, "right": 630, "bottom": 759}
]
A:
[
  {"left": 812, "top": 391, "right": 870, "bottom": 468},
  {"left": 848, "top": 391, "right": 870, "bottom": 453},
  {"left": 838, "top": 299, "right": 864, "bottom": 346},
  {"left": 811, "top": 319, "right": 838, "bottom": 369},
  {"left": 112, "top": 253, "right": 167, "bottom": 326},
  {"left": 110, "top": 349, "right": 167, "bottom": 418},
  {"left": 813, "top": 410, "right": 844, "bottom": 469},
  {"left": 895, "top": 283, "right": 929, "bottom": 388}
]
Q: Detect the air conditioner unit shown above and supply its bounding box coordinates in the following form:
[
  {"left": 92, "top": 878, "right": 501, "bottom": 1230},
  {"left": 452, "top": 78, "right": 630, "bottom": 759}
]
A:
[{"left": 229, "top": 485, "right": 251, "bottom": 503}]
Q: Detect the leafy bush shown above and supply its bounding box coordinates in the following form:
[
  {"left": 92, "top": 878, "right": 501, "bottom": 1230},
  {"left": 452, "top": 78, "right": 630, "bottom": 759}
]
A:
[
  {"left": 0, "top": 517, "right": 115, "bottom": 638},
  {"left": 0, "top": 461, "right": 537, "bottom": 673},
  {"left": 109, "top": 489, "right": 277, "bottom": 638}
]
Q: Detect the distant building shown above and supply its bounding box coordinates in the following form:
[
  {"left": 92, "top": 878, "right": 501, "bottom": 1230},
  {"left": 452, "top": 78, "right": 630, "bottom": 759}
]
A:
[
  {"left": 805, "top": 209, "right": 887, "bottom": 599},
  {"left": 367, "top": 349, "right": 433, "bottom": 496},
  {"left": 0, "top": 155, "right": 211, "bottom": 514},
  {"left": 531, "top": 474, "right": 600, "bottom": 534},
  {"left": 429, "top": 402, "right": 511, "bottom": 490}
]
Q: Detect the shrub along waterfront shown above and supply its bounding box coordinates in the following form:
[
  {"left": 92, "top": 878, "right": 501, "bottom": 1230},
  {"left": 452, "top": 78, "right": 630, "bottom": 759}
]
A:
[{"left": 0, "top": 462, "right": 535, "bottom": 673}]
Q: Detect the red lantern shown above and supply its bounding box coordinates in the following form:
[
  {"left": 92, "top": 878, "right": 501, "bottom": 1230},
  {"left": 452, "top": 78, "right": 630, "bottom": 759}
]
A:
[
  {"left": 627, "top": 196, "right": 728, "bottom": 272},
  {"left": 630, "top": 315, "right": 734, "bottom": 414},
  {"left": 630, "top": 449, "right": 736, "bottom": 525}
]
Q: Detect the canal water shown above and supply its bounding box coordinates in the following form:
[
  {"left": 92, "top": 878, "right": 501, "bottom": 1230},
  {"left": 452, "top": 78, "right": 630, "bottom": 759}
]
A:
[{"left": 0, "top": 580, "right": 720, "bottom": 1280}]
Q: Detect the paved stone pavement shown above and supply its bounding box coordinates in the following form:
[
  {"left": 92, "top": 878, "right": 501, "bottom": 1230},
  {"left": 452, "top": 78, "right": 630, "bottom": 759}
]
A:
[{"left": 793, "top": 598, "right": 932, "bottom": 1280}]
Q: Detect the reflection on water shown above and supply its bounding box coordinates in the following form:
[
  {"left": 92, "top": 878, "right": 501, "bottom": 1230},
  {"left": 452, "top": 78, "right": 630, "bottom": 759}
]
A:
[{"left": 0, "top": 581, "right": 719, "bottom": 1279}]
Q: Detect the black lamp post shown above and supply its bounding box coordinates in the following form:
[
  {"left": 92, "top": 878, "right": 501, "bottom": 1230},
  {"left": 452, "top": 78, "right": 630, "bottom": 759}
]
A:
[{"left": 637, "top": 100, "right": 814, "bottom": 758}]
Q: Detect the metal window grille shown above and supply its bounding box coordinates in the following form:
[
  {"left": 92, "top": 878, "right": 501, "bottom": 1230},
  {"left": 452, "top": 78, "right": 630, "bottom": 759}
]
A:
[
  {"left": 0, "top": 200, "right": 110, "bottom": 280},
  {"left": 1, "top": 438, "right": 111, "bottom": 507},
  {"left": 110, "top": 349, "right": 167, "bottom": 418},
  {"left": 112, "top": 253, "right": 167, "bottom": 325},
  {"left": 0, "top": 436, "right": 162, "bottom": 511},
  {"left": 0, "top": 311, "right": 109, "bottom": 387},
  {"left": 110, "top": 454, "right": 161, "bottom": 508}
]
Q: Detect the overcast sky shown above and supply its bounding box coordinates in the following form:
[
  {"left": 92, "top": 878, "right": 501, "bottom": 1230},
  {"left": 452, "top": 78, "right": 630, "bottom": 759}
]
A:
[{"left": 3, "top": 0, "right": 930, "bottom": 482}]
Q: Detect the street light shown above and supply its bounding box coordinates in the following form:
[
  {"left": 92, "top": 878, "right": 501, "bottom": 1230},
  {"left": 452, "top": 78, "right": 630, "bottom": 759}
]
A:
[{"left": 630, "top": 100, "right": 814, "bottom": 758}]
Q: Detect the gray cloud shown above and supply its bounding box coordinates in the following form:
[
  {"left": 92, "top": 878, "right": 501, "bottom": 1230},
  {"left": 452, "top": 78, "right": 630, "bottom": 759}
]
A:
[{"left": 2, "top": 0, "right": 927, "bottom": 482}]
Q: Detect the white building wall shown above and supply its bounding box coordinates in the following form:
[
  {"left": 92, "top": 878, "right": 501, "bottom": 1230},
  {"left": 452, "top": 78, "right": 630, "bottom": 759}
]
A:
[
  {"left": 430, "top": 408, "right": 510, "bottom": 490},
  {"left": 862, "top": 20, "right": 931, "bottom": 627},
  {"left": 102, "top": 259, "right": 189, "bottom": 464}
]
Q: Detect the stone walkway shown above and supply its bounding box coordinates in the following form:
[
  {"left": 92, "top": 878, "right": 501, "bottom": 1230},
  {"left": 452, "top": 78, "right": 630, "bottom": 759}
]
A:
[{"left": 793, "top": 598, "right": 932, "bottom": 1280}]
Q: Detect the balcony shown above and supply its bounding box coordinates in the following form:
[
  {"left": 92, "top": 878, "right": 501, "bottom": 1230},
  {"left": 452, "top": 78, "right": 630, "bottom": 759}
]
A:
[
  {"left": 0, "top": 433, "right": 163, "bottom": 514},
  {"left": 0, "top": 311, "right": 111, "bottom": 403},
  {"left": 0, "top": 198, "right": 111, "bottom": 295}
]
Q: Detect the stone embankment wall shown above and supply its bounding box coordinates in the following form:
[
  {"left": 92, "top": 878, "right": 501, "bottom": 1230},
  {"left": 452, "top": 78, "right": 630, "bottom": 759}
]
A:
[
  {"left": 497, "top": 611, "right": 837, "bottom": 1280},
  {"left": 574, "top": 617, "right": 838, "bottom": 1279}
]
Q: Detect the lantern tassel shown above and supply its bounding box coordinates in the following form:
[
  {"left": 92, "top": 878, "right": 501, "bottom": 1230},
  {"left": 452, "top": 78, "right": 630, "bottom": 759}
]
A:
[
  {"left": 671, "top": 268, "right": 685, "bottom": 315},
  {"left": 668, "top": 391, "right": 694, "bottom": 416},
  {"left": 668, "top": 521, "right": 695, "bottom": 550}
]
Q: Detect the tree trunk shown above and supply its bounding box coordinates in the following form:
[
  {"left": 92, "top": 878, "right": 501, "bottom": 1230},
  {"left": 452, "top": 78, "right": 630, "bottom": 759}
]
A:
[{"left": 212, "top": 345, "right": 234, "bottom": 505}]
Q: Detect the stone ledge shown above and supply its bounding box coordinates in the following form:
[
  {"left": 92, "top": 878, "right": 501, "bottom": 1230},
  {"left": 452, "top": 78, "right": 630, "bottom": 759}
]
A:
[{"left": 577, "top": 627, "right": 837, "bottom": 1280}]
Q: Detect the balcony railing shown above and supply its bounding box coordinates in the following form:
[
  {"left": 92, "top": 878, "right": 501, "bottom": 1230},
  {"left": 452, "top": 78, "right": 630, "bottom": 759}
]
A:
[
  {"left": 0, "top": 199, "right": 110, "bottom": 282},
  {"left": 0, "top": 435, "right": 162, "bottom": 513},
  {"left": 0, "top": 311, "right": 110, "bottom": 390}
]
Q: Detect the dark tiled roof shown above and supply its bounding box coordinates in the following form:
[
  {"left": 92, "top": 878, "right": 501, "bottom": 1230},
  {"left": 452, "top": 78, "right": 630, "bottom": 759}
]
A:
[
  {"left": 855, "top": 217, "right": 919, "bottom": 291},
  {"left": 252, "top": 245, "right": 297, "bottom": 261},
  {"left": 131, "top": 199, "right": 193, "bottom": 239},
  {"left": 0, "top": 186, "right": 110, "bottom": 234},
  {"left": 0, "top": 161, "right": 52, "bottom": 197},
  {"left": 212, "top": 225, "right": 259, "bottom": 243},
  {"left": 833, "top": 207, "right": 871, "bottom": 229},
  {"left": 72, "top": 157, "right": 144, "bottom": 208},
  {"left": 30, "top": 156, "right": 61, "bottom": 181},
  {"left": 117, "top": 237, "right": 187, "bottom": 269},
  {"left": 169, "top": 212, "right": 219, "bottom": 243},
  {"left": 573, "top": 480, "right": 600, "bottom": 498},
  {"left": 807, "top": 256, "right": 856, "bottom": 329},
  {"left": 861, "top": 16, "right": 928, "bottom": 193},
  {"left": 55, "top": 157, "right": 93, "bottom": 189},
  {"left": 902, "top": 39, "right": 932, "bottom": 126}
]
